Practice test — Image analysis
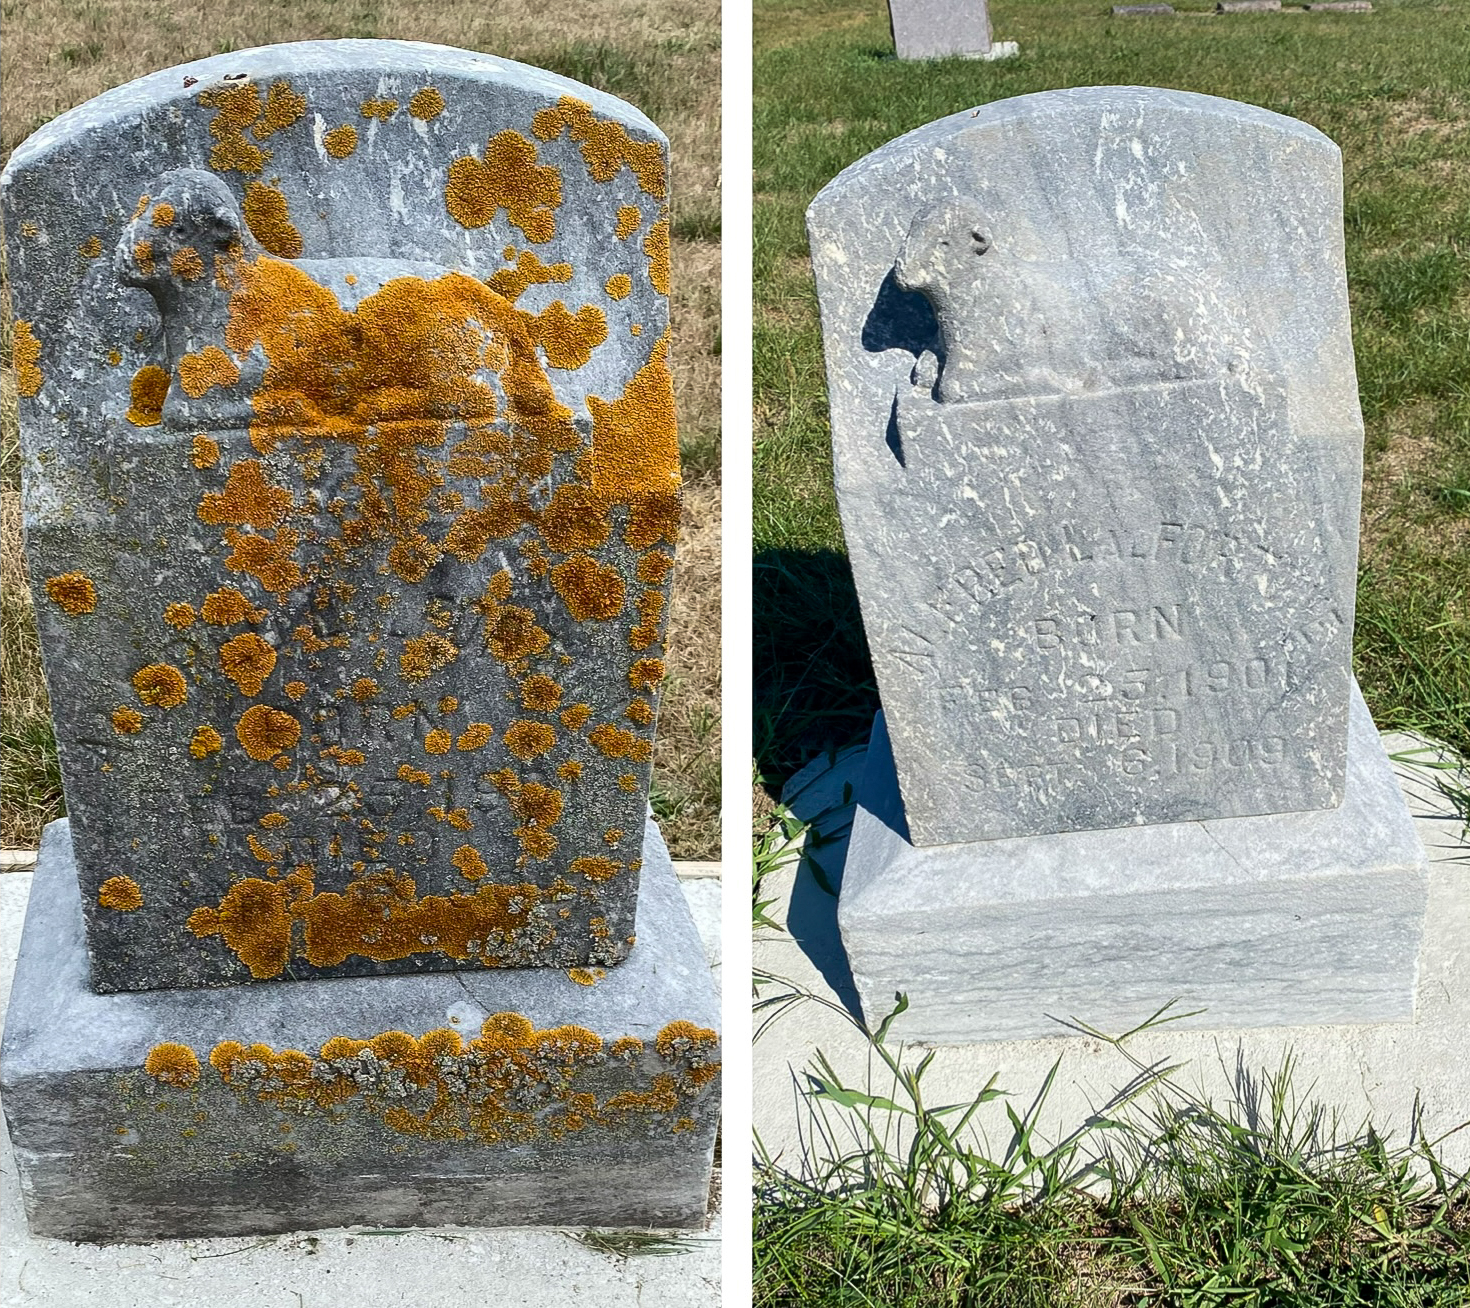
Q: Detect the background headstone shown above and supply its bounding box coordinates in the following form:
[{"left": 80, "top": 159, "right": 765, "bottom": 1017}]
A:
[
  {"left": 1113, "top": 4, "right": 1174, "bottom": 14},
  {"left": 888, "top": 0, "right": 1017, "bottom": 61},
  {"left": 809, "top": 87, "right": 1362, "bottom": 846},
  {"left": 1218, "top": 1, "right": 1281, "bottom": 11},
  {"left": 5, "top": 40, "right": 680, "bottom": 991}
]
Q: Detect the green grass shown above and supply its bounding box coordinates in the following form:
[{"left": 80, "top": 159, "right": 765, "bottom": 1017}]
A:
[
  {"left": 754, "top": 990, "right": 1470, "bottom": 1306},
  {"left": 753, "top": 0, "right": 1470, "bottom": 793}
]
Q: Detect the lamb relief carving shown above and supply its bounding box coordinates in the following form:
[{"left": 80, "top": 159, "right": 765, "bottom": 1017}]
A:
[{"left": 892, "top": 195, "right": 1252, "bottom": 405}]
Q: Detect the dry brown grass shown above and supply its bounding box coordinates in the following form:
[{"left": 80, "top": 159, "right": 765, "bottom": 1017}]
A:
[{"left": 0, "top": 0, "right": 721, "bottom": 855}]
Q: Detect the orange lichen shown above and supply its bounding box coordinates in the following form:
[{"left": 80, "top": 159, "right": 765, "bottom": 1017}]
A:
[
  {"left": 539, "top": 485, "right": 611, "bottom": 553},
  {"left": 642, "top": 218, "right": 671, "bottom": 295},
  {"left": 170, "top": 245, "right": 206, "bottom": 281},
  {"left": 242, "top": 181, "right": 304, "bottom": 259},
  {"left": 361, "top": 97, "right": 398, "bottom": 120},
  {"left": 504, "top": 721, "right": 556, "bottom": 760},
  {"left": 485, "top": 249, "right": 572, "bottom": 302},
  {"left": 13, "top": 321, "right": 43, "bottom": 396},
  {"left": 133, "top": 662, "right": 188, "bottom": 708},
  {"left": 198, "top": 459, "right": 293, "bottom": 531},
  {"left": 630, "top": 588, "right": 665, "bottom": 650},
  {"left": 164, "top": 602, "right": 197, "bottom": 630},
  {"left": 112, "top": 706, "right": 144, "bottom": 734},
  {"left": 80, "top": 235, "right": 103, "bottom": 259},
  {"left": 44, "top": 571, "right": 97, "bottom": 615},
  {"left": 398, "top": 763, "right": 432, "bottom": 785},
  {"left": 409, "top": 87, "right": 445, "bottom": 120},
  {"left": 219, "top": 631, "right": 277, "bottom": 695},
  {"left": 324, "top": 125, "right": 358, "bottom": 157},
  {"left": 615, "top": 205, "right": 642, "bottom": 240},
  {"left": 178, "top": 344, "right": 241, "bottom": 398},
  {"left": 567, "top": 967, "right": 605, "bottom": 986},
  {"left": 637, "top": 550, "right": 674, "bottom": 585},
  {"left": 656, "top": 1020, "right": 719, "bottom": 1058},
  {"left": 201, "top": 586, "right": 264, "bottom": 625},
  {"left": 520, "top": 675, "right": 563, "bottom": 712},
  {"left": 188, "top": 876, "right": 293, "bottom": 977},
  {"left": 191, "top": 435, "right": 221, "bottom": 468},
  {"left": 452, "top": 845, "right": 488, "bottom": 881},
  {"left": 222, "top": 527, "right": 303, "bottom": 598},
  {"left": 438, "top": 695, "right": 459, "bottom": 713},
  {"left": 588, "top": 723, "right": 650, "bottom": 762},
  {"left": 189, "top": 724, "right": 224, "bottom": 758},
  {"left": 127, "top": 365, "right": 170, "bottom": 425},
  {"left": 236, "top": 704, "right": 300, "bottom": 761},
  {"left": 254, "top": 80, "right": 307, "bottom": 139},
  {"left": 625, "top": 699, "right": 654, "bottom": 725},
  {"left": 604, "top": 827, "right": 625, "bottom": 845},
  {"left": 151, "top": 202, "right": 177, "bottom": 228},
  {"left": 445, "top": 130, "right": 561, "bottom": 242},
  {"left": 99, "top": 875, "right": 144, "bottom": 911},
  {"left": 428, "top": 805, "right": 474, "bottom": 831},
  {"left": 571, "top": 856, "right": 618, "bottom": 882},
  {"left": 557, "top": 760, "right": 582, "bottom": 781},
  {"left": 144, "top": 1043, "right": 202, "bottom": 1088},
  {"left": 551, "top": 554, "right": 626, "bottom": 622},
  {"left": 400, "top": 634, "right": 458, "bottom": 683},
  {"left": 617, "top": 773, "right": 638, "bottom": 792},
  {"left": 351, "top": 677, "right": 380, "bottom": 702},
  {"left": 560, "top": 703, "right": 592, "bottom": 731},
  {"left": 605, "top": 273, "right": 632, "bottom": 300},
  {"left": 485, "top": 607, "right": 549, "bottom": 663},
  {"left": 532, "top": 96, "right": 666, "bottom": 199},
  {"left": 589, "top": 330, "right": 680, "bottom": 514},
  {"left": 630, "top": 658, "right": 666, "bottom": 691},
  {"left": 133, "top": 239, "right": 156, "bottom": 276},
  {"left": 528, "top": 300, "right": 607, "bottom": 370},
  {"left": 260, "top": 812, "right": 289, "bottom": 829},
  {"left": 200, "top": 82, "right": 271, "bottom": 173},
  {"left": 424, "top": 728, "right": 452, "bottom": 754},
  {"left": 456, "top": 722, "right": 493, "bottom": 751}
]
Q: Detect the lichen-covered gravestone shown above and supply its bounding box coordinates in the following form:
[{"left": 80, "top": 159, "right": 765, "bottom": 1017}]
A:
[
  {"left": 1, "top": 40, "right": 718, "bottom": 1240},
  {"left": 809, "top": 88, "right": 1427, "bottom": 1043}
]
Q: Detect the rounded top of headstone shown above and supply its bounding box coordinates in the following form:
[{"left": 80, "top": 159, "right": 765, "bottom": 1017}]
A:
[
  {"left": 809, "top": 85, "right": 1336, "bottom": 221},
  {"left": 4, "top": 39, "right": 663, "bottom": 183}
]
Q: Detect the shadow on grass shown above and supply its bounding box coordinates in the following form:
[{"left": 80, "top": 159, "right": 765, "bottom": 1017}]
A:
[{"left": 753, "top": 547, "right": 878, "bottom": 796}]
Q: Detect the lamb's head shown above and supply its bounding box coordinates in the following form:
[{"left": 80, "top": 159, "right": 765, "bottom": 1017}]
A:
[
  {"left": 116, "top": 169, "right": 255, "bottom": 308},
  {"left": 893, "top": 195, "right": 995, "bottom": 296}
]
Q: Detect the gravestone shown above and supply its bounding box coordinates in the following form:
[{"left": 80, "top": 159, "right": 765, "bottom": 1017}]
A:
[
  {"left": 887, "top": 0, "right": 1020, "bottom": 61},
  {"left": 1218, "top": 0, "right": 1281, "bottom": 11},
  {"left": 2, "top": 39, "right": 718, "bottom": 1240},
  {"left": 1113, "top": 4, "right": 1174, "bottom": 14},
  {"left": 808, "top": 87, "right": 1427, "bottom": 1043}
]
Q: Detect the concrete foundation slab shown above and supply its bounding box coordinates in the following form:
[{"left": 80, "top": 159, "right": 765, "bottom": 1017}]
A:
[
  {"left": 1, "top": 816, "right": 719, "bottom": 1243},
  {"left": 837, "top": 682, "right": 1427, "bottom": 1044}
]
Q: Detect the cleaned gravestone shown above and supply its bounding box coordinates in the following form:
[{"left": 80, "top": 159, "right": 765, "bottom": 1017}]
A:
[
  {"left": 808, "top": 88, "right": 1426, "bottom": 1042},
  {"left": 810, "top": 87, "right": 1360, "bottom": 847},
  {"left": 7, "top": 40, "right": 679, "bottom": 993},
  {"left": 1, "top": 40, "right": 718, "bottom": 1240}
]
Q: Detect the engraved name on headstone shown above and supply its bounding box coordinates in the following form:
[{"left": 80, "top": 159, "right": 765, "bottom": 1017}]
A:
[{"left": 809, "top": 87, "right": 1362, "bottom": 845}]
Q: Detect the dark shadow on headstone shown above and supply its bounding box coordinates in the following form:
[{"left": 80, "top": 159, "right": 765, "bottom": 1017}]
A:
[
  {"left": 861, "top": 266, "right": 939, "bottom": 358},
  {"left": 884, "top": 393, "right": 906, "bottom": 467}
]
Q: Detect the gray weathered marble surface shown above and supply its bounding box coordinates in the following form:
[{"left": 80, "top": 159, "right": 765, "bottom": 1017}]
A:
[
  {"left": 808, "top": 88, "right": 1362, "bottom": 846},
  {"left": 1, "top": 815, "right": 719, "bottom": 1240},
  {"left": 4, "top": 41, "right": 681, "bottom": 989},
  {"left": 838, "top": 682, "right": 1427, "bottom": 1044}
]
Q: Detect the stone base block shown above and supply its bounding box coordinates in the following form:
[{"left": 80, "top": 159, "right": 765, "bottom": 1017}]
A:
[
  {"left": 838, "top": 681, "right": 1428, "bottom": 1044},
  {"left": 1, "top": 817, "right": 719, "bottom": 1242}
]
